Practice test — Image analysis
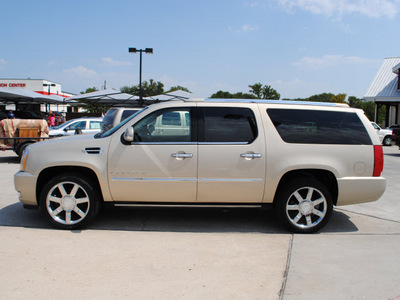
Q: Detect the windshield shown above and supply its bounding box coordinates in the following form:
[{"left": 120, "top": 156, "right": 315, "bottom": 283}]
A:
[
  {"left": 50, "top": 119, "right": 75, "bottom": 130},
  {"left": 95, "top": 107, "right": 148, "bottom": 138}
]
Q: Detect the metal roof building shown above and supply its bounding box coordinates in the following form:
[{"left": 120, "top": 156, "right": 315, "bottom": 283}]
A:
[{"left": 364, "top": 57, "right": 400, "bottom": 126}]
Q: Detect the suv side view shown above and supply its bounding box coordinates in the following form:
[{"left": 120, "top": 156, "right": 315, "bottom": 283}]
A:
[{"left": 14, "top": 99, "right": 386, "bottom": 233}]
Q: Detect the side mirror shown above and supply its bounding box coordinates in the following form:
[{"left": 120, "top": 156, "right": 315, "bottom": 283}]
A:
[
  {"left": 124, "top": 127, "right": 134, "bottom": 142},
  {"left": 63, "top": 127, "right": 69, "bottom": 132}
]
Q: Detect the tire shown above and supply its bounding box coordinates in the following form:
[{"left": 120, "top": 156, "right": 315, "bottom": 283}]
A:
[
  {"left": 39, "top": 173, "right": 100, "bottom": 230},
  {"left": 383, "top": 136, "right": 392, "bottom": 146},
  {"left": 17, "top": 142, "right": 33, "bottom": 158},
  {"left": 275, "top": 178, "right": 333, "bottom": 233}
]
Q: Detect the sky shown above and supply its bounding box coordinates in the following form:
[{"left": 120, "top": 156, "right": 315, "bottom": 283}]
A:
[{"left": 1, "top": 0, "right": 400, "bottom": 99}]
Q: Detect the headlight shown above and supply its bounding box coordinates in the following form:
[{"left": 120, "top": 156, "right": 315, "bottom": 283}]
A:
[{"left": 21, "top": 147, "right": 29, "bottom": 171}]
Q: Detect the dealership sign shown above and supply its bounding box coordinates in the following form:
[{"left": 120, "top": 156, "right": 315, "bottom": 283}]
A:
[{"left": 0, "top": 83, "right": 27, "bottom": 87}]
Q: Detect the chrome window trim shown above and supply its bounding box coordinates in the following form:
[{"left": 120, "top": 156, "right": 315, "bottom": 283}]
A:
[
  {"left": 132, "top": 142, "right": 196, "bottom": 145},
  {"left": 111, "top": 177, "right": 197, "bottom": 182},
  {"left": 111, "top": 177, "right": 262, "bottom": 182},
  {"left": 200, "top": 178, "right": 263, "bottom": 182}
]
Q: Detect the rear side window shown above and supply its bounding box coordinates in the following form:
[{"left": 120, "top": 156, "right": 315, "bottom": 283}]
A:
[
  {"left": 200, "top": 107, "right": 258, "bottom": 143},
  {"left": 267, "top": 108, "right": 372, "bottom": 145}
]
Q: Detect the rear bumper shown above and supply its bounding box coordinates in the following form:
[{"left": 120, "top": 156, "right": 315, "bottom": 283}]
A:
[
  {"left": 336, "top": 177, "right": 386, "bottom": 206},
  {"left": 14, "top": 171, "right": 38, "bottom": 206}
]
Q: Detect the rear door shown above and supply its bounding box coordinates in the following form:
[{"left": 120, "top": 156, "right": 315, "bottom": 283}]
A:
[{"left": 196, "top": 104, "right": 266, "bottom": 203}]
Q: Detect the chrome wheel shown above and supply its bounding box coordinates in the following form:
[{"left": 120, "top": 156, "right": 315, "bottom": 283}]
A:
[
  {"left": 286, "top": 187, "right": 327, "bottom": 229},
  {"left": 40, "top": 174, "right": 99, "bottom": 229},
  {"left": 46, "top": 181, "right": 90, "bottom": 225},
  {"left": 276, "top": 178, "right": 333, "bottom": 233}
]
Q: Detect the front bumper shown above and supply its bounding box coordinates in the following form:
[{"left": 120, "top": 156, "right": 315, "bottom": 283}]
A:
[
  {"left": 14, "top": 171, "right": 38, "bottom": 207},
  {"left": 336, "top": 176, "right": 386, "bottom": 206}
]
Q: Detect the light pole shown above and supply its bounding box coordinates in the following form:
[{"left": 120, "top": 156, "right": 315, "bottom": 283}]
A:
[{"left": 129, "top": 47, "right": 153, "bottom": 106}]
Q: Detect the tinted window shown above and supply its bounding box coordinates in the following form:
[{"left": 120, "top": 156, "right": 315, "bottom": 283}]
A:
[
  {"left": 200, "top": 107, "right": 257, "bottom": 143},
  {"left": 267, "top": 108, "right": 372, "bottom": 145},
  {"left": 121, "top": 110, "right": 139, "bottom": 122},
  {"left": 69, "top": 121, "right": 86, "bottom": 130}
]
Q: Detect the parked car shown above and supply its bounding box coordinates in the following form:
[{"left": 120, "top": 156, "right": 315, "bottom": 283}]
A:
[
  {"left": 101, "top": 107, "right": 141, "bottom": 132},
  {"left": 371, "top": 122, "right": 392, "bottom": 146},
  {"left": 48, "top": 117, "right": 102, "bottom": 137},
  {"left": 15, "top": 99, "right": 386, "bottom": 233},
  {"left": 392, "top": 128, "right": 400, "bottom": 148},
  {"left": 388, "top": 124, "right": 400, "bottom": 130}
]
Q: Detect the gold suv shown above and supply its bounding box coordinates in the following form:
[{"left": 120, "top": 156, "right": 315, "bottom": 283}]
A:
[{"left": 14, "top": 99, "right": 386, "bottom": 233}]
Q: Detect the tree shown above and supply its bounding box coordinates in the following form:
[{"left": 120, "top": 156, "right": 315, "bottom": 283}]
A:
[
  {"left": 166, "top": 86, "right": 191, "bottom": 93},
  {"left": 347, "top": 96, "right": 386, "bottom": 123},
  {"left": 121, "top": 79, "right": 165, "bottom": 97},
  {"left": 210, "top": 90, "right": 256, "bottom": 99},
  {"left": 308, "top": 93, "right": 335, "bottom": 102},
  {"left": 331, "top": 93, "right": 347, "bottom": 103},
  {"left": 80, "top": 87, "right": 98, "bottom": 94},
  {"left": 248, "top": 83, "right": 280, "bottom": 100}
]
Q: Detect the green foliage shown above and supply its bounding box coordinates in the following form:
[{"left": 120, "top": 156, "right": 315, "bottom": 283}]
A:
[
  {"left": 166, "top": 86, "right": 191, "bottom": 93},
  {"left": 347, "top": 96, "right": 386, "bottom": 123},
  {"left": 121, "top": 80, "right": 191, "bottom": 97},
  {"left": 121, "top": 79, "right": 164, "bottom": 97},
  {"left": 80, "top": 87, "right": 98, "bottom": 94},
  {"left": 210, "top": 90, "right": 256, "bottom": 99},
  {"left": 249, "top": 83, "right": 280, "bottom": 100},
  {"left": 210, "top": 83, "right": 280, "bottom": 100},
  {"left": 308, "top": 93, "right": 335, "bottom": 102},
  {"left": 331, "top": 93, "right": 347, "bottom": 103}
]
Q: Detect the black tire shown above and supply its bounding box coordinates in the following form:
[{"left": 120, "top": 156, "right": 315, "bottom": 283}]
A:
[
  {"left": 383, "top": 136, "right": 392, "bottom": 146},
  {"left": 275, "top": 178, "right": 333, "bottom": 233},
  {"left": 17, "top": 142, "right": 33, "bottom": 158},
  {"left": 39, "top": 173, "right": 100, "bottom": 230}
]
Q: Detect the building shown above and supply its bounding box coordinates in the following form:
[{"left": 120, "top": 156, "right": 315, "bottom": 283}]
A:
[
  {"left": 0, "top": 78, "right": 74, "bottom": 112},
  {"left": 364, "top": 57, "right": 400, "bottom": 127}
]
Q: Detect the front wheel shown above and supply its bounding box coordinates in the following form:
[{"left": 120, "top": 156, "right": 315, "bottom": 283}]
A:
[
  {"left": 39, "top": 174, "right": 100, "bottom": 230},
  {"left": 275, "top": 178, "right": 333, "bottom": 233}
]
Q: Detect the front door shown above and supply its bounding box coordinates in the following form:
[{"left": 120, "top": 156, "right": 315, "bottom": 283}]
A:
[{"left": 108, "top": 107, "right": 197, "bottom": 203}]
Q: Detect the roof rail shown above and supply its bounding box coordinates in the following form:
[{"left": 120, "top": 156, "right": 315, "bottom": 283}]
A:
[{"left": 177, "top": 98, "right": 349, "bottom": 107}]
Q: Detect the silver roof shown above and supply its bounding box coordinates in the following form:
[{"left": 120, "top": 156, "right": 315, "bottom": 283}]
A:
[{"left": 364, "top": 57, "right": 400, "bottom": 101}]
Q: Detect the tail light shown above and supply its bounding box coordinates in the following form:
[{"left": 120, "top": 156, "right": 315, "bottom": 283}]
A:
[{"left": 373, "top": 145, "right": 384, "bottom": 177}]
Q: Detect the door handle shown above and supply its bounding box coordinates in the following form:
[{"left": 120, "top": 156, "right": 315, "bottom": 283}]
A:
[
  {"left": 240, "top": 153, "right": 262, "bottom": 159},
  {"left": 171, "top": 153, "right": 193, "bottom": 159}
]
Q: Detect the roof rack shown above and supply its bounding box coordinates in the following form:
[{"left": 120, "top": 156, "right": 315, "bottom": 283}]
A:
[{"left": 176, "top": 98, "right": 349, "bottom": 107}]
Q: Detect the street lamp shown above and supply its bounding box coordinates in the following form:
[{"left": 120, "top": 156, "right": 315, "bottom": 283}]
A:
[{"left": 129, "top": 47, "right": 153, "bottom": 106}]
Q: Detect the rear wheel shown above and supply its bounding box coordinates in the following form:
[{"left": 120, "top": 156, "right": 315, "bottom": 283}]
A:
[
  {"left": 383, "top": 136, "right": 392, "bottom": 146},
  {"left": 39, "top": 173, "right": 100, "bottom": 230},
  {"left": 275, "top": 178, "right": 333, "bottom": 233}
]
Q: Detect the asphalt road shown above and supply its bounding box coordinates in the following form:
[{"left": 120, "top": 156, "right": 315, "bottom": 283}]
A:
[{"left": 1, "top": 147, "right": 400, "bottom": 299}]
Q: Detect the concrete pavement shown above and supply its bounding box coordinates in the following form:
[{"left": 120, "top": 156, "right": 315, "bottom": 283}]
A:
[{"left": 0, "top": 147, "right": 400, "bottom": 299}]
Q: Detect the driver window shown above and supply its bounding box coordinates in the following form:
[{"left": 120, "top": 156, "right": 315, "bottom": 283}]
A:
[
  {"left": 133, "top": 108, "right": 191, "bottom": 143},
  {"left": 68, "top": 121, "right": 86, "bottom": 130}
]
